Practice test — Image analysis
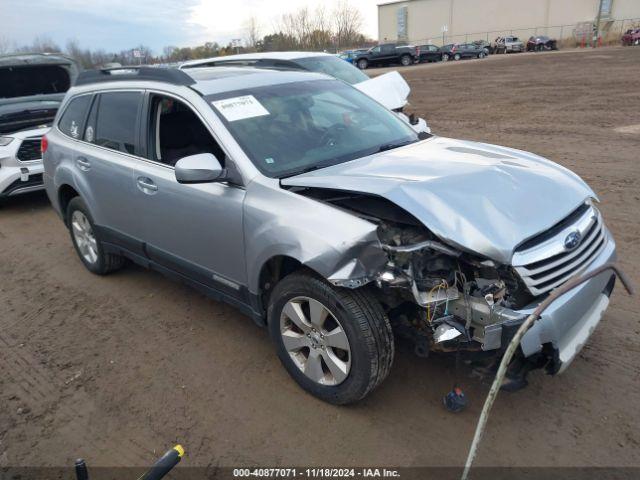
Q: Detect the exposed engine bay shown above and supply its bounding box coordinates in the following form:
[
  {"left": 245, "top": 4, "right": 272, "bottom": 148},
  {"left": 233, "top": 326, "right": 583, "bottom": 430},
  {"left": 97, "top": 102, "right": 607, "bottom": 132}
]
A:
[{"left": 292, "top": 187, "right": 537, "bottom": 358}]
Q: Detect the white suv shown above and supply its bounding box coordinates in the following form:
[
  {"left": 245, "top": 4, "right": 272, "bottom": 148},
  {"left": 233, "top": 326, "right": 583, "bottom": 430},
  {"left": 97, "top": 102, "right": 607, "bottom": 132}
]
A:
[{"left": 0, "top": 53, "right": 79, "bottom": 200}]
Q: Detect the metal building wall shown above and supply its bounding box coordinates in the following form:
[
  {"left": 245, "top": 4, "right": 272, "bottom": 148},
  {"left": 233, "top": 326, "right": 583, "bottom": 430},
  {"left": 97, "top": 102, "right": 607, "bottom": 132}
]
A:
[{"left": 378, "top": 0, "right": 640, "bottom": 44}]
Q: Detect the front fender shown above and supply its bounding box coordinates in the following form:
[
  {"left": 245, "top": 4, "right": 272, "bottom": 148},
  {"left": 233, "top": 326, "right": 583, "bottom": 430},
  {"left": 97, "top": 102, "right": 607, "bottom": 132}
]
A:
[{"left": 244, "top": 179, "right": 388, "bottom": 294}]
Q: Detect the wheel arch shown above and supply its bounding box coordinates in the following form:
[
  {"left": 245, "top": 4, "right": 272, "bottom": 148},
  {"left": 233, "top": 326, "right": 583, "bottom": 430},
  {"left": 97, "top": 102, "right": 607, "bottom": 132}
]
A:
[
  {"left": 58, "top": 183, "right": 80, "bottom": 224},
  {"left": 253, "top": 255, "right": 298, "bottom": 316}
]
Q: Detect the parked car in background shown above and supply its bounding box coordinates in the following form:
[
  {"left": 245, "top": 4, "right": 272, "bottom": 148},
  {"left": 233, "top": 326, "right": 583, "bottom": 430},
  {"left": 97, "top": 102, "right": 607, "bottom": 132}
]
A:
[
  {"left": 338, "top": 49, "right": 368, "bottom": 64},
  {"left": 527, "top": 35, "right": 558, "bottom": 51},
  {"left": 0, "top": 53, "right": 79, "bottom": 200},
  {"left": 493, "top": 36, "right": 525, "bottom": 54},
  {"left": 417, "top": 44, "right": 442, "bottom": 63},
  {"left": 472, "top": 40, "right": 492, "bottom": 55},
  {"left": 352, "top": 43, "right": 419, "bottom": 69},
  {"left": 441, "top": 43, "right": 487, "bottom": 61},
  {"left": 180, "top": 52, "right": 429, "bottom": 134},
  {"left": 621, "top": 28, "right": 640, "bottom": 46}
]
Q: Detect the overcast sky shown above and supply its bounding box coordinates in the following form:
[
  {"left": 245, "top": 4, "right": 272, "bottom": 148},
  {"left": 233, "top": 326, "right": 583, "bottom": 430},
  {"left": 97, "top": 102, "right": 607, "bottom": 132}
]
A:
[{"left": 3, "top": 0, "right": 380, "bottom": 53}]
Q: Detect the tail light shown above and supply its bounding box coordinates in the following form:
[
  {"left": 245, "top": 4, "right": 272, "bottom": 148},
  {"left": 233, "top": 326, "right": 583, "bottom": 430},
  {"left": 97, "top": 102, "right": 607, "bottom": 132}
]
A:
[{"left": 41, "top": 135, "right": 48, "bottom": 154}]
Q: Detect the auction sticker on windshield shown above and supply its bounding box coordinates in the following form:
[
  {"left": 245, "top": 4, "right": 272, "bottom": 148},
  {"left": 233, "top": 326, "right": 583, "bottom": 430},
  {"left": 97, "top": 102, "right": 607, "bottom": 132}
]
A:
[{"left": 212, "top": 95, "right": 269, "bottom": 122}]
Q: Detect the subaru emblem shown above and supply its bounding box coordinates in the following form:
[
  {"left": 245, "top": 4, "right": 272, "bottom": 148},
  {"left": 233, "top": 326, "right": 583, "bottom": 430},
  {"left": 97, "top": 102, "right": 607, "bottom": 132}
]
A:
[{"left": 564, "top": 231, "right": 582, "bottom": 251}]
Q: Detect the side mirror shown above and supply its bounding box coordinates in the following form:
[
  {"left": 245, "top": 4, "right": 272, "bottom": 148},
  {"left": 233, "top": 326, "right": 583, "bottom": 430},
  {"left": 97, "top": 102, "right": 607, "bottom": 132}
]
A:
[{"left": 174, "top": 153, "right": 225, "bottom": 184}]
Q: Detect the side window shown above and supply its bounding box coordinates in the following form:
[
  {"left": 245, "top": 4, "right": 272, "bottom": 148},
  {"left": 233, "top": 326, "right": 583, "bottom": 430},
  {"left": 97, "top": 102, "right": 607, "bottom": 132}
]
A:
[
  {"left": 147, "top": 94, "right": 225, "bottom": 168},
  {"left": 83, "top": 96, "right": 98, "bottom": 143},
  {"left": 94, "top": 91, "right": 142, "bottom": 155},
  {"left": 370, "top": 46, "right": 381, "bottom": 54},
  {"left": 58, "top": 95, "right": 92, "bottom": 139}
]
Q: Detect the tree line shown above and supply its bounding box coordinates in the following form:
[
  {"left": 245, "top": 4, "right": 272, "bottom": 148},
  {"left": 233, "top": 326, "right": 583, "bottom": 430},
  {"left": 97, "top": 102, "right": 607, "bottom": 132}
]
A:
[{"left": 0, "top": 2, "right": 373, "bottom": 69}]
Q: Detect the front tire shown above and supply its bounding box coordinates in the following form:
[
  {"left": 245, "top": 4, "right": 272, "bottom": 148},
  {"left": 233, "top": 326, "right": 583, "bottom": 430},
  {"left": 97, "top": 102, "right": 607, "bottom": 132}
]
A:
[
  {"left": 454, "top": 53, "right": 461, "bottom": 61},
  {"left": 400, "top": 54, "right": 412, "bottom": 66},
  {"left": 357, "top": 58, "right": 368, "bottom": 70},
  {"left": 268, "top": 272, "right": 394, "bottom": 405},
  {"left": 442, "top": 53, "right": 449, "bottom": 61},
  {"left": 66, "top": 196, "right": 125, "bottom": 275}
]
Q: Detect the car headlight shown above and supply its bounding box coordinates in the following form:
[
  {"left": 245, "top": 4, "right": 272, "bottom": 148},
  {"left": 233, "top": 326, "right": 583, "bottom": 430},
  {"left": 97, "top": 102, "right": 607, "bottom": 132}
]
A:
[{"left": 0, "top": 136, "right": 14, "bottom": 146}]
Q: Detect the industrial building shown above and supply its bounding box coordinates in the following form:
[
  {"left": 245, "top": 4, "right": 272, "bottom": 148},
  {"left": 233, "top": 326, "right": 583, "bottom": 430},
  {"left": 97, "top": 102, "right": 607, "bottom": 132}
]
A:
[{"left": 377, "top": 0, "right": 640, "bottom": 45}]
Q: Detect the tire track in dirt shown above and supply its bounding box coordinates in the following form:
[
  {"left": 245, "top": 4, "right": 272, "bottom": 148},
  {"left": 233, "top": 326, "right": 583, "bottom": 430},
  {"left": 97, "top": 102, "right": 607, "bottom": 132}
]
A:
[{"left": 0, "top": 263, "right": 153, "bottom": 466}]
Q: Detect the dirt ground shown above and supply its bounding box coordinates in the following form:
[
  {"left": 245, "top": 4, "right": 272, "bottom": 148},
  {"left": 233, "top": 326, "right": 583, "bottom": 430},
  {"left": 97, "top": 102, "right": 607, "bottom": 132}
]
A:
[{"left": 1, "top": 47, "right": 639, "bottom": 472}]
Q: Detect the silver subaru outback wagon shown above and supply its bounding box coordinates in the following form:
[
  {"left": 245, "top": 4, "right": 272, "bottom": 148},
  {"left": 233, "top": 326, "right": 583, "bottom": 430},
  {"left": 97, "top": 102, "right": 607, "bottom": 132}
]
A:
[{"left": 44, "top": 67, "right": 617, "bottom": 404}]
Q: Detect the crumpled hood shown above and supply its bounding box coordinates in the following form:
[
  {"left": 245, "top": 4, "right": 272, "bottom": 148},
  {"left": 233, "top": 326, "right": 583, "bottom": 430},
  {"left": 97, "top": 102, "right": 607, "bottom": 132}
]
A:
[
  {"left": 354, "top": 71, "right": 410, "bottom": 111},
  {"left": 281, "top": 136, "right": 595, "bottom": 264}
]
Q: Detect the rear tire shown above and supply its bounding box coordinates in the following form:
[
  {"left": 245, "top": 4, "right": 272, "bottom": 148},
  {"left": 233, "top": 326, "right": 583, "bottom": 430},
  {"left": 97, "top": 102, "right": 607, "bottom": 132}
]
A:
[
  {"left": 357, "top": 58, "right": 368, "bottom": 70},
  {"left": 268, "top": 272, "right": 394, "bottom": 405},
  {"left": 400, "top": 54, "right": 412, "bottom": 66},
  {"left": 66, "top": 196, "right": 126, "bottom": 275}
]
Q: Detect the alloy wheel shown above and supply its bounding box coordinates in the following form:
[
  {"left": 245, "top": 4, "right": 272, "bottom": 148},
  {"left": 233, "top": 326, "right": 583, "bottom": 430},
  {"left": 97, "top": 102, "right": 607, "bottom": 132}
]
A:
[
  {"left": 71, "top": 210, "right": 98, "bottom": 264},
  {"left": 280, "top": 296, "right": 351, "bottom": 386}
]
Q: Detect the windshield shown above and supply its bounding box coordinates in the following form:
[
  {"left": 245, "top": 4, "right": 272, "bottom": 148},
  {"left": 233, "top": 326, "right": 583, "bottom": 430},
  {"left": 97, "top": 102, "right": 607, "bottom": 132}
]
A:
[
  {"left": 207, "top": 79, "right": 418, "bottom": 178},
  {"left": 294, "top": 56, "right": 369, "bottom": 85}
]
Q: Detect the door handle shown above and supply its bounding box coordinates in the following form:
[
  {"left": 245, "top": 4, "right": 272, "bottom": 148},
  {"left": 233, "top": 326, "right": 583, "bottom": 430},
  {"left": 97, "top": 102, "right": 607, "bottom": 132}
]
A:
[
  {"left": 76, "top": 157, "right": 91, "bottom": 171},
  {"left": 136, "top": 176, "right": 158, "bottom": 194}
]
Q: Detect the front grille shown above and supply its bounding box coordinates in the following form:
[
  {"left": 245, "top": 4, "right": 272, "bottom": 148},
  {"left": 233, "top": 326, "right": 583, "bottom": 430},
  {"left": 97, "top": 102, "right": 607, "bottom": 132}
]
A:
[
  {"left": 512, "top": 203, "right": 607, "bottom": 296},
  {"left": 16, "top": 137, "right": 42, "bottom": 162}
]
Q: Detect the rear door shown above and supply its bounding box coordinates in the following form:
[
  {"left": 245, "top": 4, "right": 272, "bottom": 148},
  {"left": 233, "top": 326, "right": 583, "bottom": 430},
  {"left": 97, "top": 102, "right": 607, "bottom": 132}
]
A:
[
  {"left": 428, "top": 45, "right": 440, "bottom": 61},
  {"left": 380, "top": 44, "right": 396, "bottom": 64},
  {"left": 462, "top": 44, "right": 474, "bottom": 58},
  {"left": 71, "top": 90, "right": 145, "bottom": 254},
  {"left": 129, "top": 91, "right": 247, "bottom": 298}
]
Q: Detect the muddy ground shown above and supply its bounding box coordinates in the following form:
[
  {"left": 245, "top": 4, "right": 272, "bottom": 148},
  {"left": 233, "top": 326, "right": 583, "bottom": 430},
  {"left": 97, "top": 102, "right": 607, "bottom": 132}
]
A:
[{"left": 1, "top": 47, "right": 639, "bottom": 472}]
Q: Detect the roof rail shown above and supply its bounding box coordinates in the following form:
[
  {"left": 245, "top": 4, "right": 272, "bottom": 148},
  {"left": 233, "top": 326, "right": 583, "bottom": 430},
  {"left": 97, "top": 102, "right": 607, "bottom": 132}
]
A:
[{"left": 75, "top": 67, "right": 196, "bottom": 87}]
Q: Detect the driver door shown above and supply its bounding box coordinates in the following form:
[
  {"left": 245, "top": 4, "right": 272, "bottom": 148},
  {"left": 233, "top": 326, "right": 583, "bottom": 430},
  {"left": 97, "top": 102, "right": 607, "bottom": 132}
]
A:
[{"left": 130, "top": 92, "right": 247, "bottom": 299}]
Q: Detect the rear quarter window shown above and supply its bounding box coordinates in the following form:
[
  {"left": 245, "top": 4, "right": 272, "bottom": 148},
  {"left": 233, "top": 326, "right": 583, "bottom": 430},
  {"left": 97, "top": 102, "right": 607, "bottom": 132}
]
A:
[{"left": 58, "top": 95, "right": 93, "bottom": 139}]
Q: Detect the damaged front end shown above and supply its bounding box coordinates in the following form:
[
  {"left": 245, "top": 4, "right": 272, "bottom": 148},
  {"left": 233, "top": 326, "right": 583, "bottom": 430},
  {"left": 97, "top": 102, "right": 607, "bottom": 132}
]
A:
[
  {"left": 374, "top": 214, "right": 540, "bottom": 366},
  {"left": 293, "top": 187, "right": 534, "bottom": 359},
  {"left": 288, "top": 176, "right": 618, "bottom": 390}
]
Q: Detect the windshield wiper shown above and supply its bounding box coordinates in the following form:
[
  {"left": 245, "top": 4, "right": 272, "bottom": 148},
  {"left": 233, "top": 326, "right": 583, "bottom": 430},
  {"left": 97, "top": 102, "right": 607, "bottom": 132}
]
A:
[
  {"left": 279, "top": 164, "right": 327, "bottom": 179},
  {"left": 376, "top": 139, "right": 417, "bottom": 153}
]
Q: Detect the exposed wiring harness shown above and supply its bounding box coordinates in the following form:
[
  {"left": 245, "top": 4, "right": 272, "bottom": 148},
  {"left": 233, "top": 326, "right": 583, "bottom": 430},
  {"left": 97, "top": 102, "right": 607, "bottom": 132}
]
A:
[{"left": 426, "top": 279, "right": 450, "bottom": 323}]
